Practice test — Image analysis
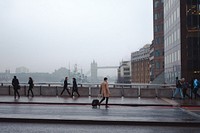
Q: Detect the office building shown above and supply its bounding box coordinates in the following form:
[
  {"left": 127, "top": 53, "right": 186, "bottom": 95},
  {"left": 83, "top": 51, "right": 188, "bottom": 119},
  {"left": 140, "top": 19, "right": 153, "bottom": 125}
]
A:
[
  {"left": 164, "top": 0, "right": 200, "bottom": 83},
  {"left": 117, "top": 61, "right": 131, "bottom": 83}
]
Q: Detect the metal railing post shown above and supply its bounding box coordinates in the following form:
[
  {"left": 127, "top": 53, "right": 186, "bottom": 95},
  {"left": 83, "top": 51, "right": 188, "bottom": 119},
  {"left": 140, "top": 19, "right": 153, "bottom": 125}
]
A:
[
  {"left": 138, "top": 86, "right": 141, "bottom": 98},
  {"left": 24, "top": 85, "right": 26, "bottom": 96},
  {"left": 40, "top": 86, "right": 42, "bottom": 96},
  {"left": 56, "top": 86, "right": 58, "bottom": 96},
  {"left": 155, "top": 88, "right": 158, "bottom": 98},
  {"left": 89, "top": 86, "right": 91, "bottom": 96},
  {"left": 121, "top": 86, "right": 124, "bottom": 97},
  {"left": 8, "top": 85, "right": 11, "bottom": 95}
]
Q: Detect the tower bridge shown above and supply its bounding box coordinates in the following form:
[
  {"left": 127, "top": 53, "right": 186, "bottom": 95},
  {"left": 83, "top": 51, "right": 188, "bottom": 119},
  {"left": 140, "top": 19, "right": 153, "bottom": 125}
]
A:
[{"left": 90, "top": 61, "right": 118, "bottom": 83}]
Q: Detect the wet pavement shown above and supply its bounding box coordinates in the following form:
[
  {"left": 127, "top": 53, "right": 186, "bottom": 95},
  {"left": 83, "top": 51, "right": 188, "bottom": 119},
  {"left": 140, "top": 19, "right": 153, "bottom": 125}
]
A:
[
  {"left": 0, "top": 96, "right": 172, "bottom": 106},
  {"left": 0, "top": 96, "right": 200, "bottom": 126},
  {"left": 1, "top": 122, "right": 200, "bottom": 133}
]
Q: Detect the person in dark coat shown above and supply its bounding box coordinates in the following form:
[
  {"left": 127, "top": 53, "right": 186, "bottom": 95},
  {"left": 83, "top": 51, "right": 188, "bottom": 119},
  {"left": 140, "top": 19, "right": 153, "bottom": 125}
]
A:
[
  {"left": 190, "top": 78, "right": 194, "bottom": 99},
  {"left": 172, "top": 77, "right": 183, "bottom": 99},
  {"left": 72, "top": 78, "right": 80, "bottom": 97},
  {"left": 181, "top": 78, "right": 190, "bottom": 99},
  {"left": 12, "top": 76, "right": 20, "bottom": 99},
  {"left": 60, "top": 77, "right": 71, "bottom": 96},
  {"left": 27, "top": 77, "right": 34, "bottom": 97}
]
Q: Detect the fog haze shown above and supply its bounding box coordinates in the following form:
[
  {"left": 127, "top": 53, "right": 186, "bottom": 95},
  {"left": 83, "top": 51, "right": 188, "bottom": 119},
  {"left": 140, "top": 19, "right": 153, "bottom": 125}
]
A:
[{"left": 0, "top": 0, "right": 153, "bottom": 75}]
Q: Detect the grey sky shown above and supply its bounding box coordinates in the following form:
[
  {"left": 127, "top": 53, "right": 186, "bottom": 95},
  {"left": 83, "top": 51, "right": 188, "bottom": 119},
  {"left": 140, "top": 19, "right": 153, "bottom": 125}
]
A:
[{"left": 0, "top": 0, "right": 153, "bottom": 75}]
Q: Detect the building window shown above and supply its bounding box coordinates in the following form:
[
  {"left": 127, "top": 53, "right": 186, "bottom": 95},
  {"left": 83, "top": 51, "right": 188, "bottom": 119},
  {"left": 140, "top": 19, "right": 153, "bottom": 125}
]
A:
[
  {"left": 155, "top": 50, "right": 161, "bottom": 57},
  {"left": 177, "top": 7, "right": 180, "bottom": 18},
  {"left": 154, "top": 13, "right": 158, "bottom": 20},
  {"left": 156, "top": 62, "right": 160, "bottom": 69},
  {"left": 178, "top": 50, "right": 180, "bottom": 61},
  {"left": 154, "top": 1, "right": 160, "bottom": 8}
]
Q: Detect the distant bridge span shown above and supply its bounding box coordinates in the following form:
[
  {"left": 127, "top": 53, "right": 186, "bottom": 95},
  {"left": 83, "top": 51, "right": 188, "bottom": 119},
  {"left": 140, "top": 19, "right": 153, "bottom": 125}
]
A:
[{"left": 97, "top": 66, "right": 118, "bottom": 69}]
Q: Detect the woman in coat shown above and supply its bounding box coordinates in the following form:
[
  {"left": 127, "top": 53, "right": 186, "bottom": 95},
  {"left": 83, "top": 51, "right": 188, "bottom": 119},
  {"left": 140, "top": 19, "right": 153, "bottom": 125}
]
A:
[
  {"left": 99, "top": 77, "right": 110, "bottom": 108},
  {"left": 72, "top": 78, "right": 80, "bottom": 97},
  {"left": 28, "top": 77, "right": 34, "bottom": 97}
]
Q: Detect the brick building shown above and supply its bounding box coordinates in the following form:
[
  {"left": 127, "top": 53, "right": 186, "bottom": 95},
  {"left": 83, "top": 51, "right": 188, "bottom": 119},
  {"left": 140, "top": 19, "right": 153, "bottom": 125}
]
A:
[
  {"left": 150, "top": 0, "right": 164, "bottom": 83},
  {"left": 131, "top": 44, "right": 150, "bottom": 83}
]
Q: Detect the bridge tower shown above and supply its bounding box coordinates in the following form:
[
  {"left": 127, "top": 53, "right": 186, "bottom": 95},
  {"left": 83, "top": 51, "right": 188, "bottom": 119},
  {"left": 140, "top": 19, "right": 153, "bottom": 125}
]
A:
[{"left": 91, "top": 60, "right": 98, "bottom": 83}]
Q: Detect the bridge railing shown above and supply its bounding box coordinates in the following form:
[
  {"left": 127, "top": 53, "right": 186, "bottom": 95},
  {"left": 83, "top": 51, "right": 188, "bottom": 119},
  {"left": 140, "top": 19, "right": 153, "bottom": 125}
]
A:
[{"left": 0, "top": 82, "right": 176, "bottom": 98}]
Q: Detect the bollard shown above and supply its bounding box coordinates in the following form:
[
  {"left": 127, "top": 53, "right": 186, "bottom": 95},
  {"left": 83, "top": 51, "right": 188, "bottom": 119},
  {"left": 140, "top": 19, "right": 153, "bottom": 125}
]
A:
[{"left": 1, "top": 83, "right": 3, "bottom": 86}]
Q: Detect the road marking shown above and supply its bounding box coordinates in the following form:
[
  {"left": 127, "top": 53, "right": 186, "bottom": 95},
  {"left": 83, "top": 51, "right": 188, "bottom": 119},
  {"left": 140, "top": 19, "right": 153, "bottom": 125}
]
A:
[{"left": 161, "top": 98, "right": 179, "bottom": 106}]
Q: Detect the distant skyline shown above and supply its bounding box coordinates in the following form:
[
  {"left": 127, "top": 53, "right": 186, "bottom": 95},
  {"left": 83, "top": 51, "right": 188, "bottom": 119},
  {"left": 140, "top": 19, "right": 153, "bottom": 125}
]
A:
[{"left": 0, "top": 0, "right": 153, "bottom": 76}]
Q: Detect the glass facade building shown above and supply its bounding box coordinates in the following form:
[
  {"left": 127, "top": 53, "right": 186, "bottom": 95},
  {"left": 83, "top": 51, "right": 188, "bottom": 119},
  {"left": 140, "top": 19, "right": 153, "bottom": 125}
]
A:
[{"left": 164, "top": 0, "right": 200, "bottom": 83}]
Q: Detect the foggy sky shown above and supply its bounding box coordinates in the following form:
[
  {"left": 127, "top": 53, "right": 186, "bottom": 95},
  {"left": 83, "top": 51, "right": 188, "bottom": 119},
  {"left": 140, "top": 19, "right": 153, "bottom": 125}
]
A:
[{"left": 0, "top": 0, "right": 153, "bottom": 75}]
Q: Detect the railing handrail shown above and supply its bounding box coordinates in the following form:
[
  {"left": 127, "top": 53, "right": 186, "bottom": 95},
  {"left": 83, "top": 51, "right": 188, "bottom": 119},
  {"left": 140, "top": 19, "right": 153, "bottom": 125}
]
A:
[
  {"left": 0, "top": 82, "right": 177, "bottom": 98},
  {"left": 1, "top": 82, "right": 175, "bottom": 88}
]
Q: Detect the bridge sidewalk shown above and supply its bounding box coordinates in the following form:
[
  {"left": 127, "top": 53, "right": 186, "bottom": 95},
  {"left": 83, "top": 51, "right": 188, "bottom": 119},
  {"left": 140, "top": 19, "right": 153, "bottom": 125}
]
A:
[
  {"left": 0, "top": 96, "right": 174, "bottom": 106},
  {"left": 0, "top": 96, "right": 200, "bottom": 107},
  {"left": 0, "top": 96, "right": 200, "bottom": 126}
]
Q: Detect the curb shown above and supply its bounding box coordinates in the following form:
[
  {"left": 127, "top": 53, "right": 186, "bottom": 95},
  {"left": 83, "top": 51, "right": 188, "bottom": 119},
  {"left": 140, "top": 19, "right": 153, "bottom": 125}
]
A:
[
  {"left": 0, "top": 101, "right": 173, "bottom": 107},
  {"left": 1, "top": 117, "right": 200, "bottom": 127}
]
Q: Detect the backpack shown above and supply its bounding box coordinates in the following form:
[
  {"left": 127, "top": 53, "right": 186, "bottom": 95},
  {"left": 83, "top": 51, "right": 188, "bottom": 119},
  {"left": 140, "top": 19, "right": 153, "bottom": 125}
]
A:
[
  {"left": 197, "top": 80, "right": 200, "bottom": 88},
  {"left": 176, "top": 80, "right": 182, "bottom": 88},
  {"left": 194, "top": 79, "right": 200, "bottom": 89}
]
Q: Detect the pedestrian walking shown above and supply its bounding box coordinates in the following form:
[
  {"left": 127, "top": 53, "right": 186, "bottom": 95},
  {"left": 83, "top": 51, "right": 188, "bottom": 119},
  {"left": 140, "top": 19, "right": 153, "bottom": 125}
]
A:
[
  {"left": 72, "top": 78, "right": 80, "bottom": 97},
  {"left": 60, "top": 77, "right": 71, "bottom": 96},
  {"left": 99, "top": 77, "right": 110, "bottom": 108},
  {"left": 189, "top": 78, "right": 194, "bottom": 99},
  {"left": 12, "top": 76, "right": 20, "bottom": 99},
  {"left": 172, "top": 77, "right": 183, "bottom": 99},
  {"left": 181, "top": 78, "right": 190, "bottom": 99},
  {"left": 27, "top": 77, "right": 34, "bottom": 97},
  {"left": 193, "top": 78, "right": 200, "bottom": 99}
]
